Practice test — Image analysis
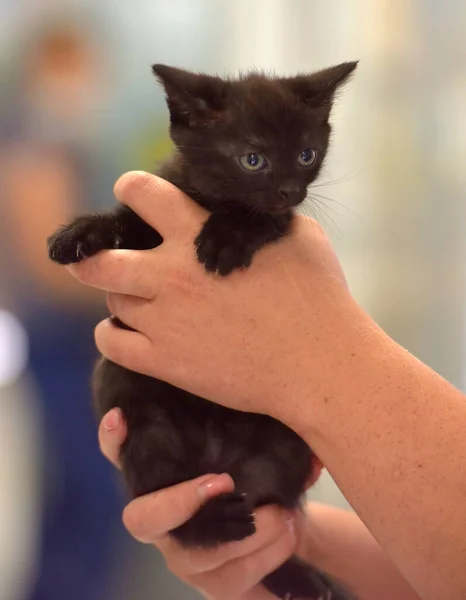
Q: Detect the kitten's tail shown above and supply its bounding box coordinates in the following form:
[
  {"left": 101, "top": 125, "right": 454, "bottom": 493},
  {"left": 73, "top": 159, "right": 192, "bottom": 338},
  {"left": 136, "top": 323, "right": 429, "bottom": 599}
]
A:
[{"left": 262, "top": 555, "right": 357, "bottom": 600}]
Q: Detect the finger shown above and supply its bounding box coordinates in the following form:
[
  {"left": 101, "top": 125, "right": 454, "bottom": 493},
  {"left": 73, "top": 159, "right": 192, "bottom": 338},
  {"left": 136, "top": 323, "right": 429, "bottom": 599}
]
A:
[
  {"left": 241, "top": 587, "right": 278, "bottom": 600},
  {"left": 305, "top": 456, "right": 324, "bottom": 489},
  {"left": 190, "top": 526, "right": 296, "bottom": 599},
  {"left": 123, "top": 474, "right": 235, "bottom": 543},
  {"left": 98, "top": 409, "right": 127, "bottom": 469},
  {"left": 94, "top": 319, "right": 155, "bottom": 377},
  {"left": 159, "top": 505, "right": 294, "bottom": 576},
  {"left": 66, "top": 249, "right": 157, "bottom": 299},
  {"left": 106, "top": 293, "right": 149, "bottom": 333},
  {"left": 114, "top": 171, "right": 207, "bottom": 240}
]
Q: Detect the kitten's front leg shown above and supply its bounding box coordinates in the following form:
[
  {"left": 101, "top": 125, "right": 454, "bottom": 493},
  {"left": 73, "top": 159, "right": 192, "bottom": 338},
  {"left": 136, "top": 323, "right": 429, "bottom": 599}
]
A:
[
  {"left": 48, "top": 206, "right": 162, "bottom": 265},
  {"left": 195, "top": 204, "right": 293, "bottom": 276}
]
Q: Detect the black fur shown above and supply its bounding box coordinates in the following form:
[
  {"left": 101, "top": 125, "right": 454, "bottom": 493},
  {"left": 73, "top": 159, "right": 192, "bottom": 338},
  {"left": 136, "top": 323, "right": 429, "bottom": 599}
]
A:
[{"left": 48, "top": 62, "right": 358, "bottom": 600}]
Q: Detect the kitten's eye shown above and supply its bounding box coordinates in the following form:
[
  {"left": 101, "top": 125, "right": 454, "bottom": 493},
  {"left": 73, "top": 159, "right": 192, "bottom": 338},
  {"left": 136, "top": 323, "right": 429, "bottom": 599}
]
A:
[
  {"left": 298, "top": 148, "right": 317, "bottom": 167},
  {"left": 238, "top": 153, "right": 267, "bottom": 172}
]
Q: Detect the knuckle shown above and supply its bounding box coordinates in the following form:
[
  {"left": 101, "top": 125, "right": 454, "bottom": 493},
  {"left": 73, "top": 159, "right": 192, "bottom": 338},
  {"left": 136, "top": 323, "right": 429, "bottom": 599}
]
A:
[
  {"left": 121, "top": 504, "right": 140, "bottom": 537},
  {"left": 122, "top": 502, "right": 152, "bottom": 543},
  {"left": 310, "top": 218, "right": 325, "bottom": 236},
  {"left": 114, "top": 170, "right": 153, "bottom": 202},
  {"left": 300, "top": 214, "right": 322, "bottom": 232},
  {"left": 94, "top": 321, "right": 122, "bottom": 363},
  {"left": 169, "top": 265, "right": 195, "bottom": 293},
  {"left": 165, "top": 261, "right": 205, "bottom": 302},
  {"left": 168, "top": 488, "right": 199, "bottom": 524}
]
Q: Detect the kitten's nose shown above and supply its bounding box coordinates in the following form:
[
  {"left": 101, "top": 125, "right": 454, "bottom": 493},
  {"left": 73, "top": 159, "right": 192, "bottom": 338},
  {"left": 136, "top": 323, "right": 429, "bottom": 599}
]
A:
[{"left": 278, "top": 183, "right": 300, "bottom": 200}]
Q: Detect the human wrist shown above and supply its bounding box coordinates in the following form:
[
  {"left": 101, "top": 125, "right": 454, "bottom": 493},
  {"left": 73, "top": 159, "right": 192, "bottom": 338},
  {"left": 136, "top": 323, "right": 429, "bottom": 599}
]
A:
[{"left": 297, "top": 503, "right": 422, "bottom": 600}]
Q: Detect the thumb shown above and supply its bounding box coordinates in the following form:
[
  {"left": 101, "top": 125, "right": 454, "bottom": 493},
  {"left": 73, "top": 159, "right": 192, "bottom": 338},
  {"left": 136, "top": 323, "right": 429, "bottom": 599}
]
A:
[{"left": 123, "top": 473, "right": 235, "bottom": 543}]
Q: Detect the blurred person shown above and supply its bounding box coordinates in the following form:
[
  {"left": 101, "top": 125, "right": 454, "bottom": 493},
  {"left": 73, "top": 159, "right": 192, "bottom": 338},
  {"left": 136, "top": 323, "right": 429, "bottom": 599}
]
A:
[{"left": 0, "top": 21, "right": 124, "bottom": 600}]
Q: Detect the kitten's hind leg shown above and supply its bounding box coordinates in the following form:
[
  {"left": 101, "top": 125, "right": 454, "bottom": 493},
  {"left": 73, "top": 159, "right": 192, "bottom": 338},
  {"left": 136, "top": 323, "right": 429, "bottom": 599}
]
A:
[{"left": 171, "top": 492, "right": 256, "bottom": 547}]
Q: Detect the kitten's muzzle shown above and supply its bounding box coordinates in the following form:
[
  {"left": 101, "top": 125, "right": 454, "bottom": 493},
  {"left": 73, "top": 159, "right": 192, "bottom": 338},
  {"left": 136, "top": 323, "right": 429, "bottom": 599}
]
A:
[
  {"left": 278, "top": 182, "right": 300, "bottom": 199},
  {"left": 270, "top": 184, "right": 305, "bottom": 212}
]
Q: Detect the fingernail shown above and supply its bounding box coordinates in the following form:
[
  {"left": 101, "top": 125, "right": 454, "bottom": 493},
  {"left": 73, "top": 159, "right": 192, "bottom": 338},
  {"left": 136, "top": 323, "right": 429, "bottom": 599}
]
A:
[
  {"left": 198, "top": 473, "right": 234, "bottom": 501},
  {"left": 102, "top": 408, "right": 122, "bottom": 432}
]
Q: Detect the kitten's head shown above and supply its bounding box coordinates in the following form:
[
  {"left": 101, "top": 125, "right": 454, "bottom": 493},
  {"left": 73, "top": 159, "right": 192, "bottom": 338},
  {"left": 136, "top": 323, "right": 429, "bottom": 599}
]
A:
[{"left": 153, "top": 61, "right": 357, "bottom": 214}]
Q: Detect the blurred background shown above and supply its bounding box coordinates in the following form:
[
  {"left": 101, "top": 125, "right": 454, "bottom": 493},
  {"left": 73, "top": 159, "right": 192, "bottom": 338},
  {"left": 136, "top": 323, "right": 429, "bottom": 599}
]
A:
[{"left": 1, "top": 0, "right": 465, "bottom": 598}]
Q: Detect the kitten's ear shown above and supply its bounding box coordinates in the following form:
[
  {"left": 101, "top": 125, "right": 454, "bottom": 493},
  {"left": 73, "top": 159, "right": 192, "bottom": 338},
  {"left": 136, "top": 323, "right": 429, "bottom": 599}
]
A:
[
  {"left": 283, "top": 61, "right": 358, "bottom": 118},
  {"left": 152, "top": 64, "right": 228, "bottom": 127}
]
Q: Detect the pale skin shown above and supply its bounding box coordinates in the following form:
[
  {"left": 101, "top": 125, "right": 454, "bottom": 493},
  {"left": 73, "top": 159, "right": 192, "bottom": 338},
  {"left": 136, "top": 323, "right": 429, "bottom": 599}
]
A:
[
  {"left": 67, "top": 171, "right": 466, "bottom": 600},
  {"left": 99, "top": 414, "right": 420, "bottom": 600}
]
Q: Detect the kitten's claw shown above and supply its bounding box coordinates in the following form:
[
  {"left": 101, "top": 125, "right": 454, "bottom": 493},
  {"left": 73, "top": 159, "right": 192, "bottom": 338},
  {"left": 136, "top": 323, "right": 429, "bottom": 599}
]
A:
[
  {"left": 172, "top": 492, "right": 256, "bottom": 546},
  {"left": 195, "top": 229, "right": 255, "bottom": 276},
  {"left": 48, "top": 217, "right": 120, "bottom": 265}
]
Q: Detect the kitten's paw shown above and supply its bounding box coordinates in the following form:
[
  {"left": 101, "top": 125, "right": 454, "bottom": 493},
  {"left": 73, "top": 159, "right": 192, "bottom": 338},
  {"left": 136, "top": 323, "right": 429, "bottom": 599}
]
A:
[
  {"left": 48, "top": 217, "right": 121, "bottom": 265},
  {"left": 194, "top": 227, "right": 256, "bottom": 276},
  {"left": 171, "top": 492, "right": 256, "bottom": 547}
]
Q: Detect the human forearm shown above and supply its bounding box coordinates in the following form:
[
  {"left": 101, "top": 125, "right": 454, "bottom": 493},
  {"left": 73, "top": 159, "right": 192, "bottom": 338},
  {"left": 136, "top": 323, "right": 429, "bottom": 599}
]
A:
[
  {"left": 298, "top": 503, "right": 421, "bottom": 600},
  {"left": 298, "top": 317, "right": 466, "bottom": 600}
]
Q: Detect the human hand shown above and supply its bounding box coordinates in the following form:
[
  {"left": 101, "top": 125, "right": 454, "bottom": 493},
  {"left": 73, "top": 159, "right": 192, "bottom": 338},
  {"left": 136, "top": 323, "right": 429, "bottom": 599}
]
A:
[
  {"left": 100, "top": 409, "right": 299, "bottom": 600},
  {"left": 68, "top": 171, "right": 374, "bottom": 435}
]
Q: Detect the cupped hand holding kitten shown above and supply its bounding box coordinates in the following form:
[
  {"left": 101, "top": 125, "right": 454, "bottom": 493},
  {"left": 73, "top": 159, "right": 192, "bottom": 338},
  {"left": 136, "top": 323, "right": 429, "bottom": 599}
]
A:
[{"left": 98, "top": 410, "right": 422, "bottom": 600}]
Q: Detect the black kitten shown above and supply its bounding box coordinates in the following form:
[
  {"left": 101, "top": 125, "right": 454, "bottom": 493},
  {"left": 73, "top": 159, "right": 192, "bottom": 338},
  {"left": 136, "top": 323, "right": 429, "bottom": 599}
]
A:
[{"left": 48, "top": 62, "right": 358, "bottom": 600}]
